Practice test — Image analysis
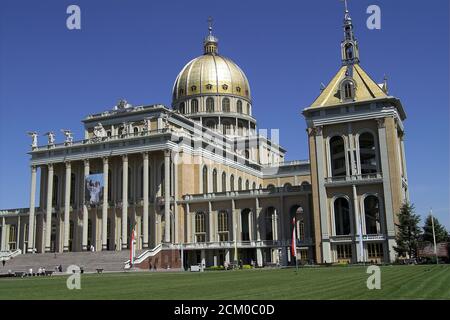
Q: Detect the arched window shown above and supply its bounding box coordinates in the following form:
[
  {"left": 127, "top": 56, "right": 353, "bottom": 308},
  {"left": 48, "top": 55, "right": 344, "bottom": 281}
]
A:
[
  {"left": 265, "top": 207, "right": 275, "bottom": 240},
  {"left": 284, "top": 183, "right": 292, "bottom": 191},
  {"left": 70, "top": 173, "right": 76, "bottom": 206},
  {"left": 241, "top": 209, "right": 251, "bottom": 241},
  {"left": 252, "top": 182, "right": 256, "bottom": 190},
  {"left": 245, "top": 180, "right": 249, "bottom": 190},
  {"left": 359, "top": 132, "right": 377, "bottom": 174},
  {"left": 330, "top": 136, "right": 346, "bottom": 177},
  {"left": 87, "top": 219, "right": 92, "bottom": 247},
  {"left": 52, "top": 175, "right": 59, "bottom": 206},
  {"left": 238, "top": 122, "right": 244, "bottom": 136},
  {"left": 118, "top": 168, "right": 123, "bottom": 200},
  {"left": 334, "top": 198, "right": 351, "bottom": 235},
  {"left": 247, "top": 103, "right": 251, "bottom": 115},
  {"left": 206, "top": 97, "right": 214, "bottom": 113},
  {"left": 212, "top": 169, "right": 218, "bottom": 193},
  {"left": 195, "top": 212, "right": 206, "bottom": 243},
  {"left": 222, "top": 98, "right": 230, "bottom": 112},
  {"left": 267, "top": 184, "right": 275, "bottom": 192},
  {"left": 107, "top": 170, "right": 112, "bottom": 202},
  {"left": 139, "top": 166, "right": 144, "bottom": 198},
  {"left": 179, "top": 102, "right": 185, "bottom": 114},
  {"left": 238, "top": 177, "right": 242, "bottom": 191},
  {"left": 133, "top": 127, "right": 139, "bottom": 135},
  {"left": 244, "top": 149, "right": 250, "bottom": 159},
  {"left": 202, "top": 166, "right": 208, "bottom": 194},
  {"left": 160, "top": 161, "right": 172, "bottom": 197},
  {"left": 218, "top": 211, "right": 229, "bottom": 241},
  {"left": 341, "top": 80, "right": 355, "bottom": 101},
  {"left": 69, "top": 220, "right": 74, "bottom": 251},
  {"left": 364, "top": 195, "right": 381, "bottom": 234},
  {"left": 345, "top": 43, "right": 354, "bottom": 60},
  {"left": 128, "top": 167, "right": 132, "bottom": 200},
  {"left": 223, "top": 122, "right": 231, "bottom": 135},
  {"left": 230, "top": 175, "right": 235, "bottom": 191},
  {"left": 221, "top": 172, "right": 226, "bottom": 192},
  {"left": 237, "top": 100, "right": 243, "bottom": 113},
  {"left": 206, "top": 120, "right": 216, "bottom": 130},
  {"left": 191, "top": 99, "right": 199, "bottom": 113},
  {"left": 160, "top": 164, "right": 165, "bottom": 197}
]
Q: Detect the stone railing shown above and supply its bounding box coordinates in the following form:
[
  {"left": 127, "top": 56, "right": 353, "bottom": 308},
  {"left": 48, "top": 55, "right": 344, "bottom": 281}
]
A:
[
  {"left": 179, "top": 240, "right": 289, "bottom": 250},
  {"left": 324, "top": 173, "right": 383, "bottom": 184},
  {"left": 362, "top": 234, "right": 385, "bottom": 241},
  {"left": 182, "top": 184, "right": 312, "bottom": 201},
  {"left": 330, "top": 234, "right": 385, "bottom": 242},
  {"left": 33, "top": 128, "right": 171, "bottom": 151},
  {"left": 0, "top": 208, "right": 32, "bottom": 216}
]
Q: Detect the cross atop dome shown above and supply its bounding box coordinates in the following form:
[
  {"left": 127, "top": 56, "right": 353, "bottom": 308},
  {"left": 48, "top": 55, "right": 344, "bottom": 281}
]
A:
[
  {"left": 204, "top": 16, "right": 218, "bottom": 55},
  {"left": 340, "top": 0, "right": 360, "bottom": 65},
  {"left": 207, "top": 16, "right": 213, "bottom": 35}
]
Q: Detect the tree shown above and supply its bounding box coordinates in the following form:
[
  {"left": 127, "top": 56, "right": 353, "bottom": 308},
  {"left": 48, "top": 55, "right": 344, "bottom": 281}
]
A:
[
  {"left": 422, "top": 214, "right": 449, "bottom": 244},
  {"left": 394, "top": 202, "right": 422, "bottom": 259}
]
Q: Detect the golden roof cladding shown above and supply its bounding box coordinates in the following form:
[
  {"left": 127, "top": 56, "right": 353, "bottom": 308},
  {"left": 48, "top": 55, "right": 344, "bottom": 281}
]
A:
[
  {"left": 173, "top": 54, "right": 251, "bottom": 103},
  {"left": 306, "top": 64, "right": 387, "bottom": 109}
]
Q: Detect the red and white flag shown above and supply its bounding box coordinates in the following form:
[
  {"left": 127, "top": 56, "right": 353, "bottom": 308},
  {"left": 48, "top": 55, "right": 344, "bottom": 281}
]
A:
[
  {"left": 130, "top": 228, "right": 136, "bottom": 266},
  {"left": 291, "top": 217, "right": 297, "bottom": 257}
]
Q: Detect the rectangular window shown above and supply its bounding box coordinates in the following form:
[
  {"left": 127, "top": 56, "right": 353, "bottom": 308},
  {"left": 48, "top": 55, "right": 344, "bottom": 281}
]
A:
[
  {"left": 336, "top": 244, "right": 352, "bottom": 260},
  {"left": 368, "top": 243, "right": 384, "bottom": 259}
]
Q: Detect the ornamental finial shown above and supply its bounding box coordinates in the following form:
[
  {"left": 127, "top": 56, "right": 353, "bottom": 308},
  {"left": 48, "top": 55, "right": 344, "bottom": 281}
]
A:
[
  {"left": 207, "top": 16, "right": 213, "bottom": 35},
  {"left": 203, "top": 16, "right": 218, "bottom": 54}
]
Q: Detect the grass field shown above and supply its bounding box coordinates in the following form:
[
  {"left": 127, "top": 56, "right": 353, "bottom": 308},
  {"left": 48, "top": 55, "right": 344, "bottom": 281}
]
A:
[{"left": 0, "top": 265, "right": 449, "bottom": 300}]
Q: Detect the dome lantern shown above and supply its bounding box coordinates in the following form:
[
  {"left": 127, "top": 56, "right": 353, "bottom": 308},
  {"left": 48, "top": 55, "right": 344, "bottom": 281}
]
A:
[{"left": 204, "top": 16, "right": 218, "bottom": 55}]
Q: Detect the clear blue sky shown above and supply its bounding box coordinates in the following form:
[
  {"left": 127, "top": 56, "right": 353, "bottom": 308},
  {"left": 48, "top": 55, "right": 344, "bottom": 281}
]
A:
[{"left": 0, "top": 0, "right": 448, "bottom": 229}]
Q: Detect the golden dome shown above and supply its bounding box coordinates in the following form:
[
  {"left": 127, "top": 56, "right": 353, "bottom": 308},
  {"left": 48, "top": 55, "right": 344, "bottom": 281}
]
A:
[{"left": 172, "top": 54, "right": 251, "bottom": 105}]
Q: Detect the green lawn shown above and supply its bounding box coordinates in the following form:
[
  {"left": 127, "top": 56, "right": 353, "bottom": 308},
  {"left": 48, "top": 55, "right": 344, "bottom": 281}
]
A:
[{"left": 1, "top": 265, "right": 449, "bottom": 300}]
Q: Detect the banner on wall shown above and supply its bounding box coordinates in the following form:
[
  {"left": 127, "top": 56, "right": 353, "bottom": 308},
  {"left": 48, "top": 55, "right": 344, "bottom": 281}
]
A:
[{"left": 84, "top": 173, "right": 104, "bottom": 206}]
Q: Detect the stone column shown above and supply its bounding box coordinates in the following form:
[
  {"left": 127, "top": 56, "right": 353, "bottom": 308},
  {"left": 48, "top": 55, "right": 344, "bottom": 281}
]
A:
[
  {"left": 122, "top": 155, "right": 128, "bottom": 249},
  {"left": 17, "top": 216, "right": 21, "bottom": 251},
  {"left": 164, "top": 150, "right": 171, "bottom": 243},
  {"left": 63, "top": 162, "right": 71, "bottom": 252},
  {"left": 82, "top": 159, "right": 89, "bottom": 251},
  {"left": 27, "top": 165, "right": 37, "bottom": 253},
  {"left": 255, "top": 198, "right": 261, "bottom": 241},
  {"left": 0, "top": 216, "right": 6, "bottom": 251},
  {"left": 186, "top": 203, "right": 191, "bottom": 243},
  {"left": 208, "top": 201, "right": 213, "bottom": 242},
  {"left": 142, "top": 152, "right": 149, "bottom": 248},
  {"left": 102, "top": 157, "right": 109, "bottom": 250},
  {"left": 44, "top": 164, "right": 54, "bottom": 252},
  {"left": 353, "top": 184, "right": 364, "bottom": 263}
]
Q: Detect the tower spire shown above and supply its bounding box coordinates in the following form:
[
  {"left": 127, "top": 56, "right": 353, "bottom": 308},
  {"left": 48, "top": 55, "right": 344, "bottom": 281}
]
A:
[
  {"left": 204, "top": 16, "right": 218, "bottom": 55},
  {"left": 340, "top": 0, "right": 360, "bottom": 65}
]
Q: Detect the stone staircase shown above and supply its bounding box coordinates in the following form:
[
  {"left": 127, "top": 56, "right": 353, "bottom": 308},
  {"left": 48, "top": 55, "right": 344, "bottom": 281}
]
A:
[{"left": 0, "top": 250, "right": 143, "bottom": 274}]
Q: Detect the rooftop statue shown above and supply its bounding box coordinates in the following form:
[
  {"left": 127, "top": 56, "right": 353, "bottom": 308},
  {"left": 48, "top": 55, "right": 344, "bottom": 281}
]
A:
[
  {"left": 44, "top": 131, "right": 55, "bottom": 146},
  {"left": 61, "top": 129, "right": 73, "bottom": 145},
  {"left": 27, "top": 131, "right": 38, "bottom": 149}
]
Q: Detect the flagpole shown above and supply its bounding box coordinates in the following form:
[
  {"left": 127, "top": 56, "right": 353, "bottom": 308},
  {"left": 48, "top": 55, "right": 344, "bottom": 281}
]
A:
[
  {"left": 292, "top": 217, "right": 298, "bottom": 272},
  {"left": 430, "top": 208, "right": 438, "bottom": 265},
  {"left": 234, "top": 223, "right": 238, "bottom": 266}
]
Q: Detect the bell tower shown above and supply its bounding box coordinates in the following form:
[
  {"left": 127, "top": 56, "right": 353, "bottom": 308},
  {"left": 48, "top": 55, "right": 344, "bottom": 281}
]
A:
[
  {"left": 341, "top": 0, "right": 360, "bottom": 65},
  {"left": 303, "top": 1, "right": 409, "bottom": 265}
]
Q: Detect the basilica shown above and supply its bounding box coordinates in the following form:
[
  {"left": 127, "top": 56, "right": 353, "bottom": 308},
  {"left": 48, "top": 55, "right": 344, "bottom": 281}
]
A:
[{"left": 0, "top": 6, "right": 409, "bottom": 268}]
